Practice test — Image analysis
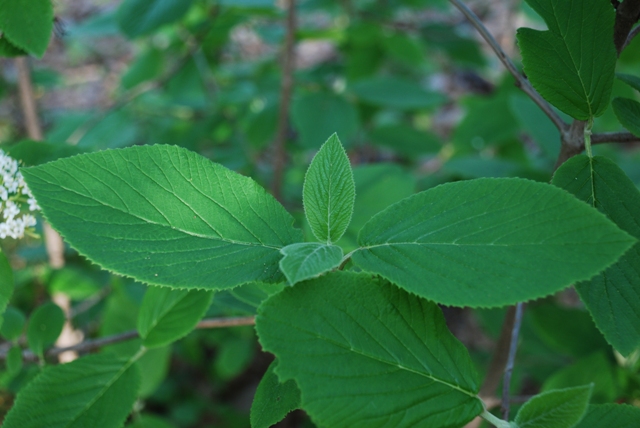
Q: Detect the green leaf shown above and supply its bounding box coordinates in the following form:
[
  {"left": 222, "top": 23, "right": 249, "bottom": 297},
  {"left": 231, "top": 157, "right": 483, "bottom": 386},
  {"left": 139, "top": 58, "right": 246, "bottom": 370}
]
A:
[
  {"left": 552, "top": 155, "right": 640, "bottom": 356},
  {"left": 127, "top": 415, "right": 176, "bottom": 428},
  {"left": 138, "top": 287, "right": 213, "bottom": 348},
  {"left": 6, "top": 345, "right": 23, "bottom": 375},
  {"left": 257, "top": 272, "right": 483, "bottom": 428},
  {"left": 117, "top": 0, "right": 195, "bottom": 38},
  {"left": 352, "top": 178, "right": 635, "bottom": 307},
  {"left": 303, "top": 133, "right": 355, "bottom": 243},
  {"left": 291, "top": 92, "right": 359, "bottom": 148},
  {"left": 27, "top": 302, "right": 65, "bottom": 358},
  {"left": 0, "top": 0, "right": 53, "bottom": 57},
  {"left": 513, "top": 385, "right": 592, "bottom": 428},
  {"left": 350, "top": 76, "right": 445, "bottom": 110},
  {"left": 1, "top": 307, "right": 25, "bottom": 341},
  {"left": 369, "top": 124, "right": 442, "bottom": 157},
  {"left": 121, "top": 47, "right": 164, "bottom": 89},
  {"left": 0, "top": 250, "right": 13, "bottom": 330},
  {"left": 574, "top": 404, "right": 640, "bottom": 428},
  {"left": 616, "top": 73, "right": 640, "bottom": 93},
  {"left": 250, "top": 360, "right": 301, "bottom": 428},
  {"left": 22, "top": 145, "right": 302, "bottom": 291},
  {"left": 48, "top": 267, "right": 101, "bottom": 300},
  {"left": 542, "top": 352, "right": 616, "bottom": 403},
  {"left": 516, "top": 0, "right": 616, "bottom": 119},
  {"left": 7, "top": 140, "right": 87, "bottom": 166},
  {"left": 0, "top": 36, "right": 27, "bottom": 57},
  {"left": 509, "top": 93, "right": 560, "bottom": 158},
  {"left": 612, "top": 97, "right": 640, "bottom": 137},
  {"left": 279, "top": 243, "right": 343, "bottom": 285},
  {"left": 3, "top": 352, "right": 141, "bottom": 428}
]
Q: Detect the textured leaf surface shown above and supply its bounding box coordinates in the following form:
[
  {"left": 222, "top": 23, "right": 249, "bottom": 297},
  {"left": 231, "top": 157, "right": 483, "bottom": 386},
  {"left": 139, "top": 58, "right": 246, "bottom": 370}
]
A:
[
  {"left": 138, "top": 287, "right": 213, "bottom": 348},
  {"left": 3, "top": 352, "right": 141, "bottom": 428},
  {"left": 257, "top": 272, "right": 483, "bottom": 428},
  {"left": 612, "top": 97, "right": 640, "bottom": 137},
  {"left": 303, "top": 133, "right": 355, "bottom": 243},
  {"left": 552, "top": 155, "right": 640, "bottom": 356},
  {"left": 616, "top": 73, "right": 640, "bottom": 92},
  {"left": 0, "top": 0, "right": 53, "bottom": 57},
  {"left": 250, "top": 360, "right": 301, "bottom": 428},
  {"left": 0, "top": 251, "right": 13, "bottom": 330},
  {"left": 27, "top": 302, "right": 65, "bottom": 357},
  {"left": 517, "top": 0, "right": 616, "bottom": 119},
  {"left": 574, "top": 404, "right": 640, "bottom": 428},
  {"left": 513, "top": 385, "right": 592, "bottom": 428},
  {"left": 117, "top": 0, "right": 195, "bottom": 38},
  {"left": 22, "top": 145, "right": 302, "bottom": 290},
  {"left": 279, "top": 243, "right": 343, "bottom": 285},
  {"left": 352, "top": 178, "right": 634, "bottom": 307}
]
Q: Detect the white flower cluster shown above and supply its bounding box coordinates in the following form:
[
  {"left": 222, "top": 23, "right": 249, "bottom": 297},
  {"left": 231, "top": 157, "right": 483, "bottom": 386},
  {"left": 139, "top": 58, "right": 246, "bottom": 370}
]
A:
[{"left": 0, "top": 149, "right": 39, "bottom": 239}]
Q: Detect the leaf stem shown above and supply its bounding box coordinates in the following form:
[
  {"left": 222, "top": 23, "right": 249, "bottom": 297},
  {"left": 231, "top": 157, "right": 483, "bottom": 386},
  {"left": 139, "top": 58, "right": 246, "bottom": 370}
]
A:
[
  {"left": 481, "top": 409, "right": 511, "bottom": 428},
  {"left": 584, "top": 119, "right": 594, "bottom": 158}
]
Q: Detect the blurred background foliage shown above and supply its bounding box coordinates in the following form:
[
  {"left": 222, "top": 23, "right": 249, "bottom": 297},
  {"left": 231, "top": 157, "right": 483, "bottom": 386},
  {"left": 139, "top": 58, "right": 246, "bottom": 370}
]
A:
[{"left": 1, "top": 0, "right": 640, "bottom": 426}]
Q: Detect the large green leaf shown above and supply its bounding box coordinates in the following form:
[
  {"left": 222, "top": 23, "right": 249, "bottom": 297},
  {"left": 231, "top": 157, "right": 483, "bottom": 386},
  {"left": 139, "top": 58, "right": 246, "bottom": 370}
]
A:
[
  {"left": 117, "top": 0, "right": 195, "bottom": 38},
  {"left": 22, "top": 145, "right": 302, "bottom": 290},
  {"left": 352, "top": 178, "right": 635, "bottom": 307},
  {"left": 27, "top": 302, "right": 65, "bottom": 358},
  {"left": 3, "top": 352, "right": 141, "bottom": 428},
  {"left": 303, "top": 133, "right": 355, "bottom": 243},
  {"left": 137, "top": 287, "right": 213, "bottom": 348},
  {"left": 574, "top": 404, "right": 640, "bottom": 428},
  {"left": 257, "top": 272, "right": 483, "bottom": 428},
  {"left": 279, "top": 243, "right": 343, "bottom": 285},
  {"left": 517, "top": 0, "right": 616, "bottom": 119},
  {"left": 552, "top": 155, "right": 640, "bottom": 356},
  {"left": 250, "top": 360, "right": 301, "bottom": 428},
  {"left": 612, "top": 97, "right": 640, "bottom": 137},
  {"left": 513, "top": 385, "right": 592, "bottom": 428},
  {"left": 0, "top": 251, "right": 13, "bottom": 330},
  {"left": 0, "top": 0, "right": 53, "bottom": 57}
]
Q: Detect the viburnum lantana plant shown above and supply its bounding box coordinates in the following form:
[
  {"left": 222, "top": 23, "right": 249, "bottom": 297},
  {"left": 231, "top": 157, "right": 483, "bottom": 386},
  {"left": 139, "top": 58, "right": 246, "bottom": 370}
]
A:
[{"left": 0, "top": 149, "right": 39, "bottom": 240}]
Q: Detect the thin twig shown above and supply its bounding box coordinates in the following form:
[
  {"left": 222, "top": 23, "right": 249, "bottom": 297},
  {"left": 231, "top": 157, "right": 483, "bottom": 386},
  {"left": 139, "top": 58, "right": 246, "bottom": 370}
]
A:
[
  {"left": 448, "top": 0, "right": 568, "bottom": 134},
  {"left": 271, "top": 0, "right": 297, "bottom": 202},
  {"left": 479, "top": 306, "right": 516, "bottom": 398},
  {"left": 592, "top": 130, "right": 640, "bottom": 145},
  {"left": 623, "top": 24, "right": 640, "bottom": 51},
  {"left": 2, "top": 316, "right": 256, "bottom": 363},
  {"left": 501, "top": 302, "right": 524, "bottom": 421}
]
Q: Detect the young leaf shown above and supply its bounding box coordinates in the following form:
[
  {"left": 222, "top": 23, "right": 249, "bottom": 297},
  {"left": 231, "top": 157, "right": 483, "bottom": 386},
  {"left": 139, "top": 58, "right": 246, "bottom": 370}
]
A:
[
  {"left": 517, "top": 0, "right": 616, "bottom": 119},
  {"left": 0, "top": 250, "right": 13, "bottom": 330},
  {"left": 137, "top": 287, "right": 214, "bottom": 348},
  {"left": 22, "top": 145, "right": 302, "bottom": 291},
  {"left": 574, "top": 404, "right": 640, "bottom": 428},
  {"left": 513, "top": 385, "right": 592, "bottom": 428},
  {"left": 3, "top": 352, "right": 141, "bottom": 428},
  {"left": 1, "top": 307, "right": 25, "bottom": 341},
  {"left": 257, "top": 272, "right": 483, "bottom": 428},
  {"left": 250, "top": 360, "right": 301, "bottom": 428},
  {"left": 303, "top": 133, "right": 355, "bottom": 244},
  {"left": 279, "top": 243, "right": 343, "bottom": 285},
  {"left": 0, "top": 0, "right": 53, "bottom": 57},
  {"left": 617, "top": 73, "right": 640, "bottom": 93},
  {"left": 612, "top": 97, "right": 640, "bottom": 137},
  {"left": 552, "top": 155, "right": 640, "bottom": 356},
  {"left": 27, "top": 302, "right": 65, "bottom": 358},
  {"left": 117, "top": 0, "right": 195, "bottom": 38},
  {"left": 352, "top": 178, "right": 635, "bottom": 307}
]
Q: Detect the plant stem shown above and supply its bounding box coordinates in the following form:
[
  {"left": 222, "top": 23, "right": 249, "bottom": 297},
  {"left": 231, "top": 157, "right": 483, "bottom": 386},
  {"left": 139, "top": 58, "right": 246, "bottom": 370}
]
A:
[
  {"left": 584, "top": 119, "right": 594, "bottom": 158},
  {"left": 501, "top": 302, "right": 524, "bottom": 420},
  {"left": 481, "top": 409, "right": 511, "bottom": 428}
]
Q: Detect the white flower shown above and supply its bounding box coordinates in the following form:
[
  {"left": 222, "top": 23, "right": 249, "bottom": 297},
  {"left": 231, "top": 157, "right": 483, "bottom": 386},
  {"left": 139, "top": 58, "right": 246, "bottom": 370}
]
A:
[{"left": 0, "top": 149, "right": 40, "bottom": 240}]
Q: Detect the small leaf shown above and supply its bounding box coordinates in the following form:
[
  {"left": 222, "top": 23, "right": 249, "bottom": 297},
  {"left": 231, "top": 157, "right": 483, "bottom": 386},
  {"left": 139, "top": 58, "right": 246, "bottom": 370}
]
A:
[
  {"left": 279, "top": 243, "right": 343, "bottom": 285},
  {"left": 0, "top": 0, "right": 53, "bottom": 57},
  {"left": 612, "top": 97, "right": 640, "bottom": 137},
  {"left": 552, "top": 155, "right": 640, "bottom": 356},
  {"left": 517, "top": 0, "right": 616, "bottom": 119},
  {"left": 574, "top": 404, "right": 640, "bottom": 428},
  {"left": 352, "top": 178, "right": 635, "bottom": 307},
  {"left": 22, "top": 145, "right": 302, "bottom": 291},
  {"left": 117, "top": 0, "right": 195, "bottom": 38},
  {"left": 138, "top": 287, "right": 213, "bottom": 348},
  {"left": 3, "top": 352, "right": 141, "bottom": 428},
  {"left": 250, "top": 360, "right": 301, "bottom": 428},
  {"left": 0, "top": 36, "right": 27, "bottom": 57},
  {"left": 1, "top": 307, "right": 25, "bottom": 341},
  {"left": 616, "top": 73, "right": 640, "bottom": 93},
  {"left": 0, "top": 250, "right": 13, "bottom": 330},
  {"left": 27, "top": 302, "right": 65, "bottom": 358},
  {"left": 257, "top": 272, "right": 483, "bottom": 428},
  {"left": 303, "top": 133, "right": 355, "bottom": 243},
  {"left": 513, "top": 385, "right": 592, "bottom": 428}
]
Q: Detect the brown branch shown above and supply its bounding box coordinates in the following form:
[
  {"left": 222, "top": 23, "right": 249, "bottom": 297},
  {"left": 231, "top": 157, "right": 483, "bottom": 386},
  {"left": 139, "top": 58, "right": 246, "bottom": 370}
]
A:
[
  {"left": 592, "top": 130, "right": 640, "bottom": 145},
  {"left": 614, "top": 0, "right": 640, "bottom": 54},
  {"left": 2, "top": 316, "right": 256, "bottom": 363},
  {"left": 271, "top": 0, "right": 297, "bottom": 202},
  {"left": 448, "top": 0, "right": 568, "bottom": 134},
  {"left": 15, "top": 57, "right": 43, "bottom": 140},
  {"left": 479, "top": 306, "right": 516, "bottom": 398},
  {"left": 501, "top": 302, "right": 524, "bottom": 420}
]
